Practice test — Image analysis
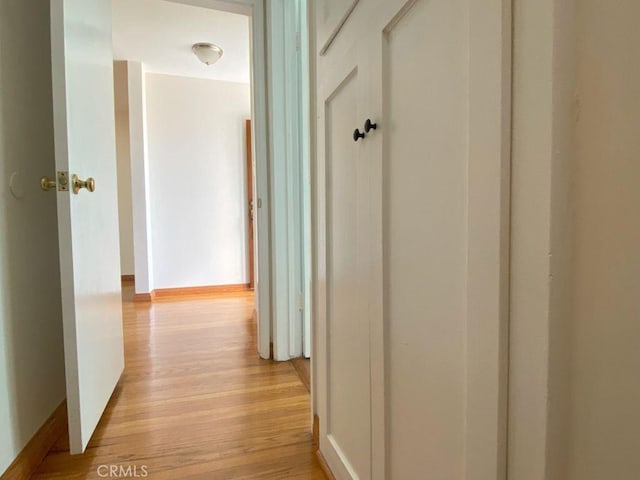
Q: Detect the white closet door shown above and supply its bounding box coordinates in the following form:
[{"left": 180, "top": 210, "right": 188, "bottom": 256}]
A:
[
  {"left": 364, "top": 0, "right": 512, "bottom": 478},
  {"left": 314, "top": 0, "right": 511, "bottom": 478},
  {"left": 315, "top": 7, "right": 372, "bottom": 478},
  {"left": 369, "top": 0, "right": 471, "bottom": 477},
  {"left": 316, "top": 0, "right": 361, "bottom": 55}
]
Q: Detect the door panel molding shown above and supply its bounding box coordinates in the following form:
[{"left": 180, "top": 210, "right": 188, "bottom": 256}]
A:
[
  {"left": 465, "top": 1, "right": 512, "bottom": 478},
  {"left": 318, "top": 0, "right": 360, "bottom": 56},
  {"left": 318, "top": 63, "right": 369, "bottom": 480},
  {"left": 381, "top": 1, "right": 470, "bottom": 477}
]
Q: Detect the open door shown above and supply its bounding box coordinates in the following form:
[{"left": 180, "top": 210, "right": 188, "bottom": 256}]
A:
[{"left": 49, "top": 0, "right": 124, "bottom": 454}]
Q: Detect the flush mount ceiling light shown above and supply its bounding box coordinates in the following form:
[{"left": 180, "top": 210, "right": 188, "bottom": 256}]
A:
[{"left": 192, "top": 42, "right": 224, "bottom": 66}]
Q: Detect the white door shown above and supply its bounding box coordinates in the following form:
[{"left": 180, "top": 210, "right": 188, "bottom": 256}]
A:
[
  {"left": 50, "top": 0, "right": 124, "bottom": 454},
  {"left": 314, "top": 0, "right": 511, "bottom": 478},
  {"left": 369, "top": 1, "right": 470, "bottom": 478},
  {"left": 315, "top": 7, "right": 372, "bottom": 478}
]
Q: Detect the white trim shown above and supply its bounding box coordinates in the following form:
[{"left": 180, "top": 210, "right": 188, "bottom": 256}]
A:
[
  {"left": 127, "top": 61, "right": 155, "bottom": 296},
  {"left": 267, "top": 0, "right": 290, "bottom": 361},
  {"left": 248, "top": 1, "right": 272, "bottom": 361},
  {"left": 314, "top": 36, "right": 361, "bottom": 480},
  {"left": 267, "top": 0, "right": 308, "bottom": 361},
  {"left": 318, "top": 0, "right": 360, "bottom": 56},
  {"left": 508, "top": 0, "right": 576, "bottom": 478},
  {"left": 300, "top": 0, "right": 313, "bottom": 359},
  {"left": 465, "top": 1, "right": 512, "bottom": 478},
  {"left": 165, "top": 0, "right": 272, "bottom": 359},
  {"left": 308, "top": 0, "right": 319, "bottom": 422},
  {"left": 322, "top": 435, "right": 359, "bottom": 480},
  {"left": 162, "top": 0, "right": 250, "bottom": 15},
  {"left": 285, "top": 0, "right": 304, "bottom": 360}
]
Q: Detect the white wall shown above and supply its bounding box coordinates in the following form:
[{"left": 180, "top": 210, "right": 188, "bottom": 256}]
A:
[
  {"left": 0, "top": 1, "right": 66, "bottom": 474},
  {"left": 113, "top": 61, "right": 134, "bottom": 276},
  {"left": 145, "top": 73, "right": 251, "bottom": 289},
  {"left": 508, "top": 0, "right": 575, "bottom": 477},
  {"left": 128, "top": 61, "right": 155, "bottom": 295},
  {"left": 568, "top": 1, "right": 640, "bottom": 477},
  {"left": 509, "top": 1, "right": 640, "bottom": 478}
]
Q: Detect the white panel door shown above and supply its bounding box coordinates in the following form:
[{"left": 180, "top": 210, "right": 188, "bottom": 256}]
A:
[
  {"left": 372, "top": 1, "right": 470, "bottom": 478},
  {"left": 50, "top": 0, "right": 124, "bottom": 454},
  {"left": 315, "top": 7, "right": 372, "bottom": 478},
  {"left": 316, "top": 0, "right": 360, "bottom": 54},
  {"left": 315, "top": 0, "right": 511, "bottom": 478}
]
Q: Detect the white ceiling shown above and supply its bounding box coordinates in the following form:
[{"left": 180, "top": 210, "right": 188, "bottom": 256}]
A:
[{"left": 112, "top": 0, "right": 250, "bottom": 83}]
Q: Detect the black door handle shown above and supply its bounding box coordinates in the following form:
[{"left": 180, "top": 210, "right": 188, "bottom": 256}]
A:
[
  {"left": 353, "top": 129, "right": 365, "bottom": 142},
  {"left": 364, "top": 119, "right": 377, "bottom": 133}
]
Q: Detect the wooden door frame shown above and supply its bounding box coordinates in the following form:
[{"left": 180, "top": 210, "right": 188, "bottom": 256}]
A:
[{"left": 245, "top": 119, "right": 255, "bottom": 289}]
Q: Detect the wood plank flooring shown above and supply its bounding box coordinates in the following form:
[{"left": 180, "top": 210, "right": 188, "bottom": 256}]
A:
[{"left": 33, "top": 286, "right": 325, "bottom": 479}]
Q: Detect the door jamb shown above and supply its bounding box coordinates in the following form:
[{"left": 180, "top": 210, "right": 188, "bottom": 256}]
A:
[{"left": 245, "top": 118, "right": 255, "bottom": 290}]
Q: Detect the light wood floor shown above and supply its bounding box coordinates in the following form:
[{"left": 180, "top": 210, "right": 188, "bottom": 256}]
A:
[{"left": 33, "top": 286, "right": 325, "bottom": 479}]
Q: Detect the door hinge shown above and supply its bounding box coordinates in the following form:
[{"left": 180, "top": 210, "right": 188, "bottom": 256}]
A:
[{"left": 295, "top": 32, "right": 301, "bottom": 51}]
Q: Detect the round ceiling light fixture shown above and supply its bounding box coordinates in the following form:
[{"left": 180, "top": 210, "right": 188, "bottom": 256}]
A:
[{"left": 192, "top": 42, "right": 224, "bottom": 66}]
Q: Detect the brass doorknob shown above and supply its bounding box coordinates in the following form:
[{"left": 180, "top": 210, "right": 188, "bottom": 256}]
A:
[
  {"left": 40, "top": 176, "right": 57, "bottom": 191},
  {"left": 72, "top": 174, "right": 95, "bottom": 194}
]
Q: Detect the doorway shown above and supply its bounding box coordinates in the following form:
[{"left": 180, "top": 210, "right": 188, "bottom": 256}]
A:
[
  {"left": 3, "top": 1, "right": 316, "bottom": 474},
  {"left": 111, "top": 0, "right": 272, "bottom": 359}
]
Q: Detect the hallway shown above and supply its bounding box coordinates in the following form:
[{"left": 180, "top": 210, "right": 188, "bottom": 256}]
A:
[{"left": 32, "top": 286, "right": 324, "bottom": 479}]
